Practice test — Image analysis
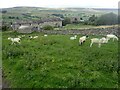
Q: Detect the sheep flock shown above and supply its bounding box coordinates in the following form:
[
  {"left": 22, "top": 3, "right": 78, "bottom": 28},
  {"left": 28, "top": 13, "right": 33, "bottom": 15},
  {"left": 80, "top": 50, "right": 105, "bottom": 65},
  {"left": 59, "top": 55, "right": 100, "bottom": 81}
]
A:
[{"left": 8, "top": 34, "right": 118, "bottom": 48}]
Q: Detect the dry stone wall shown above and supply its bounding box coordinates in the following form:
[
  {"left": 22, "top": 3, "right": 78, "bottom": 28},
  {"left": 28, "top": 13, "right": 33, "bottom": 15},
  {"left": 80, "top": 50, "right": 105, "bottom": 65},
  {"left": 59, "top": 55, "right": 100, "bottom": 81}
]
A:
[{"left": 40, "top": 26, "right": 119, "bottom": 36}]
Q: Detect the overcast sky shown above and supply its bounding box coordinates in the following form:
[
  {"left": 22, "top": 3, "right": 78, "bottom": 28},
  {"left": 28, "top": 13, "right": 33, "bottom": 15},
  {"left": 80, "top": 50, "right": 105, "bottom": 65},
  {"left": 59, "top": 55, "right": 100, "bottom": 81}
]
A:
[{"left": 0, "top": 0, "right": 119, "bottom": 8}]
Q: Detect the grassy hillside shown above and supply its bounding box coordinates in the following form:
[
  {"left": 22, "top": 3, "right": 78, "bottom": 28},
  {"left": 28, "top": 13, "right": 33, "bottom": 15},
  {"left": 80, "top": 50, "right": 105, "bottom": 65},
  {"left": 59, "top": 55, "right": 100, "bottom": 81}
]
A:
[
  {"left": 2, "top": 31, "right": 118, "bottom": 88},
  {"left": 2, "top": 7, "right": 117, "bottom": 23}
]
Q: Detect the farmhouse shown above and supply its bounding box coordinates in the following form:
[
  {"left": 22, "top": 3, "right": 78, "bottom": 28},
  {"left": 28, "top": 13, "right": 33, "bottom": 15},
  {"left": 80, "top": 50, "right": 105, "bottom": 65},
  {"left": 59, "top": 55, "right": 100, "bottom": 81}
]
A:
[{"left": 11, "top": 17, "right": 63, "bottom": 33}]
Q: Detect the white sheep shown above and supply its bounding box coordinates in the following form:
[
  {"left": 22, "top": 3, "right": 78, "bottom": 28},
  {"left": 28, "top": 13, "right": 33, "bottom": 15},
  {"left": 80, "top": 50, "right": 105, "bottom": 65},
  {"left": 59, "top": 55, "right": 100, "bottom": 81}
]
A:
[
  {"left": 70, "top": 35, "right": 77, "bottom": 40},
  {"left": 100, "top": 37, "right": 109, "bottom": 43},
  {"left": 90, "top": 38, "right": 101, "bottom": 47},
  {"left": 79, "top": 35, "right": 88, "bottom": 45},
  {"left": 44, "top": 34, "right": 48, "bottom": 37},
  {"left": 106, "top": 34, "right": 118, "bottom": 41},
  {"left": 8, "top": 37, "right": 21, "bottom": 44},
  {"left": 21, "top": 35, "right": 25, "bottom": 37},
  {"left": 33, "top": 36, "right": 38, "bottom": 39},
  {"left": 18, "top": 36, "right": 21, "bottom": 38},
  {"left": 90, "top": 37, "right": 108, "bottom": 48}
]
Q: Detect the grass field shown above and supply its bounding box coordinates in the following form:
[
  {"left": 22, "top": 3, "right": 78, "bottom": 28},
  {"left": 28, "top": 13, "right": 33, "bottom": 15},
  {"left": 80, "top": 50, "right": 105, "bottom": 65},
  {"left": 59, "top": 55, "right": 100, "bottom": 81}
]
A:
[
  {"left": 63, "top": 24, "right": 95, "bottom": 30},
  {"left": 2, "top": 31, "right": 118, "bottom": 88},
  {"left": 63, "top": 24, "right": 118, "bottom": 30}
]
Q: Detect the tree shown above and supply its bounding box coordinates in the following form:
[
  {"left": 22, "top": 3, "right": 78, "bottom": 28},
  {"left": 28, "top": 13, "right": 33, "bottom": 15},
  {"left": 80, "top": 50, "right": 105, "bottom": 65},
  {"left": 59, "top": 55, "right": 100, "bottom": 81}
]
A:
[
  {"left": 87, "top": 15, "right": 98, "bottom": 25},
  {"left": 2, "top": 25, "right": 10, "bottom": 31},
  {"left": 43, "top": 25, "right": 54, "bottom": 30},
  {"left": 89, "top": 15, "right": 97, "bottom": 22},
  {"left": 96, "top": 13, "right": 118, "bottom": 25},
  {"left": 62, "top": 17, "right": 71, "bottom": 26}
]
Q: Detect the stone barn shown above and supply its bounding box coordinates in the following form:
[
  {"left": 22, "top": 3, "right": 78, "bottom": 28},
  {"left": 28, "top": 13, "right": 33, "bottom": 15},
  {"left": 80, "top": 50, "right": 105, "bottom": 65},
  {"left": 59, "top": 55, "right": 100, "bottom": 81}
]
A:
[
  {"left": 17, "top": 25, "right": 32, "bottom": 33},
  {"left": 11, "top": 17, "right": 63, "bottom": 33},
  {"left": 41, "top": 18, "right": 63, "bottom": 27}
]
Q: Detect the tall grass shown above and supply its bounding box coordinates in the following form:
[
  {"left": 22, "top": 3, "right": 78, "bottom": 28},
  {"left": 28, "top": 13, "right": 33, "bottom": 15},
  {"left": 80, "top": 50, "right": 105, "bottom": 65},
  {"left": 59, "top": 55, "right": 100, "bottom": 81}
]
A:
[{"left": 2, "top": 32, "right": 118, "bottom": 88}]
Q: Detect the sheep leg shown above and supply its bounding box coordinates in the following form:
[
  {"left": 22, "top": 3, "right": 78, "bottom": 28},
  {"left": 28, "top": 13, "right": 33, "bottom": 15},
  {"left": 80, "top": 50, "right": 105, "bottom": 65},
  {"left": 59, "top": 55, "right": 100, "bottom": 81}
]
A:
[
  {"left": 18, "top": 42, "right": 21, "bottom": 44},
  {"left": 116, "top": 37, "right": 118, "bottom": 41},
  {"left": 113, "top": 38, "right": 114, "bottom": 41},
  {"left": 98, "top": 43, "right": 101, "bottom": 48},
  {"left": 11, "top": 41, "right": 14, "bottom": 45},
  {"left": 90, "top": 42, "right": 93, "bottom": 47},
  {"left": 18, "top": 40, "right": 21, "bottom": 44},
  {"left": 79, "top": 42, "right": 82, "bottom": 45},
  {"left": 81, "top": 42, "right": 83, "bottom": 45}
]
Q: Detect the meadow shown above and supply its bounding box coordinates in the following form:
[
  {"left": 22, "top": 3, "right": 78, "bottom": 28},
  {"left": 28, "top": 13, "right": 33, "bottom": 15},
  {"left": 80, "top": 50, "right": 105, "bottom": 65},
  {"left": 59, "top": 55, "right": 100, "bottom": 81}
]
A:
[{"left": 2, "top": 31, "right": 118, "bottom": 88}]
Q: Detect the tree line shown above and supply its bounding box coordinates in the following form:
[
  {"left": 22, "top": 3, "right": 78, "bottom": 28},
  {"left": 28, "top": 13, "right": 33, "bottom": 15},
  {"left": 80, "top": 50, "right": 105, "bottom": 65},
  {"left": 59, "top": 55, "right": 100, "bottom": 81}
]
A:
[{"left": 62, "top": 12, "right": 118, "bottom": 26}]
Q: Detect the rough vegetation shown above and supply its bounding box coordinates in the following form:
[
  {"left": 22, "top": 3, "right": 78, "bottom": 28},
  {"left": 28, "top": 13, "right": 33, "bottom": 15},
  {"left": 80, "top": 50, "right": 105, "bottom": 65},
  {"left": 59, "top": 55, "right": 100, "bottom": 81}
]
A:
[{"left": 2, "top": 31, "right": 118, "bottom": 88}]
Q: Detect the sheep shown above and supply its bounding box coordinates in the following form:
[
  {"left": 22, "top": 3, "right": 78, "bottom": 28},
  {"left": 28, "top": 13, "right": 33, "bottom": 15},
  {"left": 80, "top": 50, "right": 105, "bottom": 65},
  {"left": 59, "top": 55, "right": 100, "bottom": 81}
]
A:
[
  {"left": 18, "top": 36, "right": 21, "bottom": 38},
  {"left": 8, "top": 37, "right": 21, "bottom": 44},
  {"left": 79, "top": 35, "right": 88, "bottom": 45},
  {"left": 90, "top": 37, "right": 108, "bottom": 48},
  {"left": 29, "top": 36, "right": 33, "bottom": 39},
  {"left": 70, "top": 35, "right": 77, "bottom": 40},
  {"left": 33, "top": 36, "right": 38, "bottom": 39},
  {"left": 106, "top": 34, "right": 118, "bottom": 41},
  {"left": 90, "top": 38, "right": 101, "bottom": 47},
  {"left": 44, "top": 34, "right": 48, "bottom": 37},
  {"left": 21, "top": 35, "right": 25, "bottom": 37},
  {"left": 100, "top": 37, "right": 109, "bottom": 43}
]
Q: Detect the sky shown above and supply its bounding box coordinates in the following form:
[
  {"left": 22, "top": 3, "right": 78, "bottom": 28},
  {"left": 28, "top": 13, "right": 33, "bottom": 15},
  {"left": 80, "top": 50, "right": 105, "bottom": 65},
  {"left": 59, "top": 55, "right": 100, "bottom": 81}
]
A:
[{"left": 0, "top": 0, "right": 120, "bottom": 8}]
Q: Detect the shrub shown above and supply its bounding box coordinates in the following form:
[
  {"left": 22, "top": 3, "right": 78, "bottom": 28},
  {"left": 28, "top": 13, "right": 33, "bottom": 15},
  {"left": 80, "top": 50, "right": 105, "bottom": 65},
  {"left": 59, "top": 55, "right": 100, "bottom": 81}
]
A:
[
  {"left": 96, "top": 13, "right": 118, "bottom": 25},
  {"left": 62, "top": 17, "right": 71, "bottom": 26},
  {"left": 43, "top": 25, "right": 54, "bottom": 30},
  {"left": 2, "top": 25, "right": 11, "bottom": 31}
]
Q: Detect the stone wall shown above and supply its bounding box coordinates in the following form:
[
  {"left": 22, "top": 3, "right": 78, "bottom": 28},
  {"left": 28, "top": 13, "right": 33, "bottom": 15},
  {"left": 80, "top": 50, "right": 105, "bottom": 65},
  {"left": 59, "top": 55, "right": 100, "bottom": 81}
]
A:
[
  {"left": 39, "top": 26, "right": 119, "bottom": 36},
  {"left": 42, "top": 21, "right": 62, "bottom": 27}
]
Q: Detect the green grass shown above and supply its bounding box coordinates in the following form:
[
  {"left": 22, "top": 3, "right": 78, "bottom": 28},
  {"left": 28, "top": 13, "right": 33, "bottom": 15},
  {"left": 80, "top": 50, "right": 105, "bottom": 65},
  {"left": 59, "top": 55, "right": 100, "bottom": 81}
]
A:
[
  {"left": 62, "top": 24, "right": 118, "bottom": 30},
  {"left": 63, "top": 24, "right": 96, "bottom": 30},
  {"left": 2, "top": 31, "right": 118, "bottom": 88}
]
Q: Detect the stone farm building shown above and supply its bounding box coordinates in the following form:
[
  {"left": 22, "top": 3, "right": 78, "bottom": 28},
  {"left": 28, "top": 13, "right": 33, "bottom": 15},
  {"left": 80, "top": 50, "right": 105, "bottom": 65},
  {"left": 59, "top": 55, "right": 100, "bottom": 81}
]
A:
[{"left": 11, "top": 17, "right": 63, "bottom": 33}]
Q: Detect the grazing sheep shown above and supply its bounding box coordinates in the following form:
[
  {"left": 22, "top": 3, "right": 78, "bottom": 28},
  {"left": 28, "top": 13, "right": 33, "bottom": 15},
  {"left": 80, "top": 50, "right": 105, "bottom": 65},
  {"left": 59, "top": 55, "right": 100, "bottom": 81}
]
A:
[
  {"left": 70, "top": 35, "right": 77, "bottom": 40},
  {"left": 29, "top": 36, "right": 33, "bottom": 39},
  {"left": 8, "top": 37, "right": 21, "bottom": 44},
  {"left": 79, "top": 35, "right": 88, "bottom": 45},
  {"left": 21, "top": 35, "right": 25, "bottom": 37},
  {"left": 33, "top": 36, "right": 38, "bottom": 39},
  {"left": 100, "top": 37, "right": 109, "bottom": 43},
  {"left": 90, "top": 38, "right": 101, "bottom": 47},
  {"left": 44, "top": 34, "right": 48, "bottom": 37},
  {"left": 18, "top": 36, "right": 21, "bottom": 38},
  {"left": 90, "top": 37, "right": 108, "bottom": 48},
  {"left": 106, "top": 34, "right": 118, "bottom": 41}
]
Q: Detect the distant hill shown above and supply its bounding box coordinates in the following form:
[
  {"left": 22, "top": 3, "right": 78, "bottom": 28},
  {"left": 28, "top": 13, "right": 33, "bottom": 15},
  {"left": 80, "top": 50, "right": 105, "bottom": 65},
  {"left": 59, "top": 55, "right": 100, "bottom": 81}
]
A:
[
  {"left": 94, "top": 8, "right": 118, "bottom": 14},
  {"left": 1, "top": 7, "right": 118, "bottom": 23}
]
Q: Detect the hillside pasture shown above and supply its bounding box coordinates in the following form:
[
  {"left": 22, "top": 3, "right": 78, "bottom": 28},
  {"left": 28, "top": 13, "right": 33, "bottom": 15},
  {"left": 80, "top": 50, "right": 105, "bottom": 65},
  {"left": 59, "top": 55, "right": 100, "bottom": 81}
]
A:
[{"left": 2, "top": 31, "right": 118, "bottom": 88}]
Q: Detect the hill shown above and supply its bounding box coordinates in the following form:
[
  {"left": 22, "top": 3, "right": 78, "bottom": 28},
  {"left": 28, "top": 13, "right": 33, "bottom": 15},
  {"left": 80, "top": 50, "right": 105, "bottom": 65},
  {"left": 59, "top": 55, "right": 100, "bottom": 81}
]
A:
[{"left": 1, "top": 7, "right": 118, "bottom": 23}]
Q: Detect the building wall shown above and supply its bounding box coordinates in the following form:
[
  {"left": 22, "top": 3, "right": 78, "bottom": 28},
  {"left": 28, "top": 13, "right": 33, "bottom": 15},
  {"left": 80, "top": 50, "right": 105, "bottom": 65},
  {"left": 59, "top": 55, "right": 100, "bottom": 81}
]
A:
[
  {"left": 12, "top": 20, "right": 62, "bottom": 33},
  {"left": 17, "top": 27, "right": 32, "bottom": 33},
  {"left": 42, "top": 21, "right": 62, "bottom": 27}
]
